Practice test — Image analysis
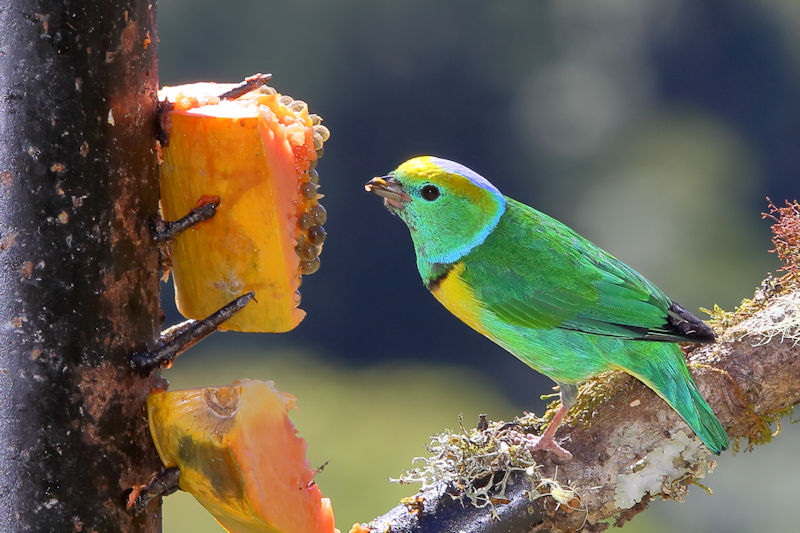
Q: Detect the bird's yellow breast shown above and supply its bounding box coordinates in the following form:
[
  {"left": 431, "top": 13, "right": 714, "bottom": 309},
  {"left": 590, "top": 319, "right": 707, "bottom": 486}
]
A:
[{"left": 430, "top": 262, "right": 489, "bottom": 337}]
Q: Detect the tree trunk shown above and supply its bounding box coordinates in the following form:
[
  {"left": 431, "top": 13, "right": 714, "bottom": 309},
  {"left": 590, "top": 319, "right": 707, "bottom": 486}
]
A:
[{"left": 0, "top": 1, "right": 162, "bottom": 531}]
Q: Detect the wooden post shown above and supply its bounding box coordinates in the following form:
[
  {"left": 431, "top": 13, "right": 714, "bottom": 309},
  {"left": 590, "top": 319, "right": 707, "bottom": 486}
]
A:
[{"left": 0, "top": 1, "right": 162, "bottom": 530}]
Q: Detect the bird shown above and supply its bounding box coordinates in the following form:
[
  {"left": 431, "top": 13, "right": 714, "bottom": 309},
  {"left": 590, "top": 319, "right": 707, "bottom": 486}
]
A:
[{"left": 365, "top": 155, "right": 728, "bottom": 461}]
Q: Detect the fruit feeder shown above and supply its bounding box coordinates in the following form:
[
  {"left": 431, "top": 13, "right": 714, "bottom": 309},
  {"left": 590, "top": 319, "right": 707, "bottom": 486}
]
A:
[{"left": 158, "top": 74, "right": 330, "bottom": 332}]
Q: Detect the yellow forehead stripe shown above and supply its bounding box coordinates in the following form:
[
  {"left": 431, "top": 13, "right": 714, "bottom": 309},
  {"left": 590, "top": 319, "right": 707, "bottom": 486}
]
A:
[
  {"left": 396, "top": 156, "right": 440, "bottom": 178},
  {"left": 395, "top": 156, "right": 500, "bottom": 212}
]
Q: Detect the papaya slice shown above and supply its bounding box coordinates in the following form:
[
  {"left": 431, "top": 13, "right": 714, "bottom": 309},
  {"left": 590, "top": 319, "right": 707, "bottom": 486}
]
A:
[
  {"left": 158, "top": 77, "right": 329, "bottom": 332},
  {"left": 148, "top": 379, "right": 337, "bottom": 533}
]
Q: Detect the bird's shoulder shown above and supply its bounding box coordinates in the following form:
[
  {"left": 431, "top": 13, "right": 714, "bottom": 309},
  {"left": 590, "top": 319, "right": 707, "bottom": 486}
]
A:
[{"left": 457, "top": 198, "right": 715, "bottom": 343}]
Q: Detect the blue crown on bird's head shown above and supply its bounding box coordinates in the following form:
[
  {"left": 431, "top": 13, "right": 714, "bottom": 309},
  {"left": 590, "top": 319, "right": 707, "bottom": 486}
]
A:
[{"left": 395, "top": 156, "right": 504, "bottom": 202}]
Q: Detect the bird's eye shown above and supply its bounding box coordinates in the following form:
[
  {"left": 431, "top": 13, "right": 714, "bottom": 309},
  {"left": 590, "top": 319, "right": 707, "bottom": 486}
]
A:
[{"left": 421, "top": 184, "right": 440, "bottom": 201}]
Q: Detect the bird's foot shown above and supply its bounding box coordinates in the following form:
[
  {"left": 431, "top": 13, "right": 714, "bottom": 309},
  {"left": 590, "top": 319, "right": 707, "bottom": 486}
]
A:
[
  {"left": 508, "top": 429, "right": 573, "bottom": 463},
  {"left": 526, "top": 436, "right": 572, "bottom": 463}
]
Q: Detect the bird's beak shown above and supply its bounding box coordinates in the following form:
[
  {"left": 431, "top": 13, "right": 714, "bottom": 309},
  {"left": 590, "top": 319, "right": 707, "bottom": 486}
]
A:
[{"left": 364, "top": 176, "right": 411, "bottom": 209}]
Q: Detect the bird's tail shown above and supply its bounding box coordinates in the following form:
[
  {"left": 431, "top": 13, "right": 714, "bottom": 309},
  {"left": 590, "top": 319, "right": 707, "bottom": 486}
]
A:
[{"left": 623, "top": 343, "right": 728, "bottom": 454}]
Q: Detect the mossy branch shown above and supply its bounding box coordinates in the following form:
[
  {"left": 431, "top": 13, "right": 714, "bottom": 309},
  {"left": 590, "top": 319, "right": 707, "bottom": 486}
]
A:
[{"left": 353, "top": 202, "right": 800, "bottom": 533}]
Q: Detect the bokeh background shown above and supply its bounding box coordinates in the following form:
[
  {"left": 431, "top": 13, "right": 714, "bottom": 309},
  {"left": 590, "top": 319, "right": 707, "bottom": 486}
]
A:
[{"left": 157, "top": 1, "right": 800, "bottom": 531}]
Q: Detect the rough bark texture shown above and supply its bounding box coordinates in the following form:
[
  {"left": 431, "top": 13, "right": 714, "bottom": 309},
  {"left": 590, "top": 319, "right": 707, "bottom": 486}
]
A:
[
  {"left": 0, "top": 1, "right": 162, "bottom": 531},
  {"left": 360, "top": 289, "right": 800, "bottom": 533}
]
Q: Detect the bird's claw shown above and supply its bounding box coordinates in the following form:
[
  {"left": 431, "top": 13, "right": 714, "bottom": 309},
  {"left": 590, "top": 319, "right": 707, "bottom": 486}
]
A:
[
  {"left": 523, "top": 434, "right": 573, "bottom": 464},
  {"left": 505, "top": 427, "right": 573, "bottom": 463}
]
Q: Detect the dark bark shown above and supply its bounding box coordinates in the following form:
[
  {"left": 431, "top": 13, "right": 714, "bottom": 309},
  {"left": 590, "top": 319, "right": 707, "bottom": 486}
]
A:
[{"left": 0, "top": 1, "right": 162, "bottom": 531}]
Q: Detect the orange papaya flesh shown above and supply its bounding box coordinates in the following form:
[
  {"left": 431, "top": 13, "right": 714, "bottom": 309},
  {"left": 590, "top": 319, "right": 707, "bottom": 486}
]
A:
[
  {"left": 158, "top": 81, "right": 329, "bottom": 332},
  {"left": 148, "top": 379, "right": 338, "bottom": 533}
]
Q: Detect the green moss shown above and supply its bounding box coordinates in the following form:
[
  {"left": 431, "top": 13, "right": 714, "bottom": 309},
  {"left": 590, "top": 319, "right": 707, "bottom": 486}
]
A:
[
  {"left": 563, "top": 371, "right": 632, "bottom": 429},
  {"left": 733, "top": 405, "right": 796, "bottom": 452}
]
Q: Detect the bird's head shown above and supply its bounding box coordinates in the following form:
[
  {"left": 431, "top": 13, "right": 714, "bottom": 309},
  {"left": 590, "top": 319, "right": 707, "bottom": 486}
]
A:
[{"left": 365, "top": 156, "right": 506, "bottom": 264}]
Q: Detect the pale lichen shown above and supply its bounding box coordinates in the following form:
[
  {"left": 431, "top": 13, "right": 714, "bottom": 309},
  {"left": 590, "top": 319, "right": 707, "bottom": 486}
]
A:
[
  {"left": 728, "top": 291, "right": 800, "bottom": 347},
  {"left": 614, "top": 430, "right": 714, "bottom": 510},
  {"left": 392, "top": 415, "right": 584, "bottom": 518}
]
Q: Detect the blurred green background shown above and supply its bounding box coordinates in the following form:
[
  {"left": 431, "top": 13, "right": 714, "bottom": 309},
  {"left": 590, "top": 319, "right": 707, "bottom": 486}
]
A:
[{"left": 157, "top": 0, "right": 800, "bottom": 531}]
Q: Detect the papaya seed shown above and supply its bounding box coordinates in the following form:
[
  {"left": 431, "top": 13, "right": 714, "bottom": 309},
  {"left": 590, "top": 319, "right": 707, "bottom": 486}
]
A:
[
  {"left": 312, "top": 132, "right": 324, "bottom": 151},
  {"left": 300, "top": 181, "right": 318, "bottom": 200},
  {"left": 308, "top": 204, "right": 327, "bottom": 226},
  {"left": 289, "top": 100, "right": 308, "bottom": 114},
  {"left": 313, "top": 125, "right": 330, "bottom": 142},
  {"left": 299, "top": 241, "right": 320, "bottom": 261},
  {"left": 298, "top": 212, "right": 314, "bottom": 231},
  {"left": 300, "top": 257, "right": 320, "bottom": 275},
  {"left": 307, "top": 225, "right": 326, "bottom": 246}
]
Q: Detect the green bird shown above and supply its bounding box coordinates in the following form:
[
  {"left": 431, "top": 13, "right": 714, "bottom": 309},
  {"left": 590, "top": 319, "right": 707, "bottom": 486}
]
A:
[{"left": 366, "top": 156, "right": 728, "bottom": 460}]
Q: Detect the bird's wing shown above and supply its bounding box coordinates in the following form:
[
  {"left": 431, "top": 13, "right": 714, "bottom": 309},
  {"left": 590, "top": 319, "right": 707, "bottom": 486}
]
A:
[{"left": 463, "top": 199, "right": 714, "bottom": 343}]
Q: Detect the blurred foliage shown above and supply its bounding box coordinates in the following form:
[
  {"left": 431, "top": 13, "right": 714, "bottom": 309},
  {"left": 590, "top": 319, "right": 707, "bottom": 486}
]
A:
[{"left": 157, "top": 0, "right": 800, "bottom": 531}]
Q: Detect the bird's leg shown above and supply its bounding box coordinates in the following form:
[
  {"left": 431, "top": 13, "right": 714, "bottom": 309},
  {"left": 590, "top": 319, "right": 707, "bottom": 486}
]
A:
[{"left": 525, "top": 382, "right": 578, "bottom": 463}]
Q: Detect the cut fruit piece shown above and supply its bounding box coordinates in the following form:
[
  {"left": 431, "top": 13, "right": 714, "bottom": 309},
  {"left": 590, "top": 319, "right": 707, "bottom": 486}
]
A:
[
  {"left": 158, "top": 77, "right": 329, "bottom": 332},
  {"left": 148, "top": 379, "right": 338, "bottom": 533}
]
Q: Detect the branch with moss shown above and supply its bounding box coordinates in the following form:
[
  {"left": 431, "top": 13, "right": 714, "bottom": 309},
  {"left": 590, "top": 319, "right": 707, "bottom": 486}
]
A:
[{"left": 351, "top": 201, "right": 800, "bottom": 533}]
